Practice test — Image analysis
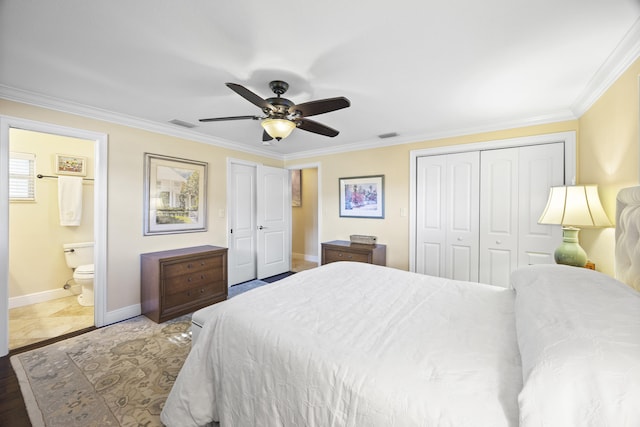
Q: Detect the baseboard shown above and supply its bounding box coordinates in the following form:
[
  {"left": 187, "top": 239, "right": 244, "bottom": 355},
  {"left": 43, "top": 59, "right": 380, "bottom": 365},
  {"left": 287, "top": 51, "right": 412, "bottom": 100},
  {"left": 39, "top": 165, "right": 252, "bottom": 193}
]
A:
[
  {"left": 103, "top": 304, "right": 141, "bottom": 326},
  {"left": 9, "top": 285, "right": 82, "bottom": 309}
]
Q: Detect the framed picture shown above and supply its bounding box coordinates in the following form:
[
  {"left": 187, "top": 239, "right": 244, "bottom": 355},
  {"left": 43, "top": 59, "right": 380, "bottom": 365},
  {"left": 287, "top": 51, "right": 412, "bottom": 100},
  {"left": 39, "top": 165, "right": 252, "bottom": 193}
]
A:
[
  {"left": 291, "top": 169, "right": 302, "bottom": 207},
  {"left": 55, "top": 154, "right": 87, "bottom": 176},
  {"left": 143, "top": 153, "right": 208, "bottom": 235},
  {"left": 339, "top": 175, "right": 384, "bottom": 218}
]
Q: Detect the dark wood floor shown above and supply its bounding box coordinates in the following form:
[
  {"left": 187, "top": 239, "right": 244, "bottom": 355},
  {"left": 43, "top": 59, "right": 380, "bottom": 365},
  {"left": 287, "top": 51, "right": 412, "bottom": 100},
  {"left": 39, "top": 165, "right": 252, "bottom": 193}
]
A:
[{"left": 0, "top": 326, "right": 95, "bottom": 427}]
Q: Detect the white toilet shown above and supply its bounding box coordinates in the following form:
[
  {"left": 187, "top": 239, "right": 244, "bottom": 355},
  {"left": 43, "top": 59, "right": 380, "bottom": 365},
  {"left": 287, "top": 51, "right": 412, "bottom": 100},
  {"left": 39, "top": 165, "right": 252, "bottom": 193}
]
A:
[{"left": 63, "top": 242, "right": 94, "bottom": 307}]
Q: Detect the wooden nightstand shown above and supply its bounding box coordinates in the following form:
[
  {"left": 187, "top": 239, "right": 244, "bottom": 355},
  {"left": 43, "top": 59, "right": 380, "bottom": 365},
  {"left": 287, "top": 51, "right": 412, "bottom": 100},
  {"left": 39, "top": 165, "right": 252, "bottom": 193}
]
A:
[
  {"left": 321, "top": 240, "right": 386, "bottom": 266},
  {"left": 141, "top": 245, "right": 228, "bottom": 323}
]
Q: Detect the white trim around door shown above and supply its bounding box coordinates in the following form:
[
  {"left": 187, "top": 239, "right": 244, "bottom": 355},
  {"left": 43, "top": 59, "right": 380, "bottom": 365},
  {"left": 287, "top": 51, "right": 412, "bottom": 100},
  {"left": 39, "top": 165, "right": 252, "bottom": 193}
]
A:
[{"left": 0, "top": 115, "right": 108, "bottom": 356}]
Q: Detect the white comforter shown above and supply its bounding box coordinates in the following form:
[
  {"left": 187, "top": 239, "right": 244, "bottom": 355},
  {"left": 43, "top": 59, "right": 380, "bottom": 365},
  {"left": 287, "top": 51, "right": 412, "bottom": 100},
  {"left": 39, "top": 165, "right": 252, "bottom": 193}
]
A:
[
  {"left": 162, "top": 262, "right": 640, "bottom": 426},
  {"left": 162, "top": 262, "right": 522, "bottom": 427}
]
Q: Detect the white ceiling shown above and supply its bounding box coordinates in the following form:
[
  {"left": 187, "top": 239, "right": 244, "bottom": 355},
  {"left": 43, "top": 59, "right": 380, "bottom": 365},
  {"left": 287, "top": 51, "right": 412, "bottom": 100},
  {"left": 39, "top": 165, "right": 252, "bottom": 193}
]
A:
[{"left": 1, "top": 1, "right": 639, "bottom": 160}]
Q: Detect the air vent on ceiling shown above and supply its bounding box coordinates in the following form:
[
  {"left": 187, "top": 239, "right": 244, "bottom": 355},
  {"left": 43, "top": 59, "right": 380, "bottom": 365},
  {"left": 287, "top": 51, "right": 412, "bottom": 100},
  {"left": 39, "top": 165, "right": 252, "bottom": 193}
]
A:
[
  {"left": 378, "top": 132, "right": 398, "bottom": 139},
  {"left": 169, "top": 119, "right": 197, "bottom": 128}
]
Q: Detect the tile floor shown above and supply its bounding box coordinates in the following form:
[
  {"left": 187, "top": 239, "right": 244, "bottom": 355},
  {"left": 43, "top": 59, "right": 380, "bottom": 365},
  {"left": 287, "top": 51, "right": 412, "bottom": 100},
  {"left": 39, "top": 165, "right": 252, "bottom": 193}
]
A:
[
  {"left": 9, "top": 295, "right": 94, "bottom": 350},
  {"left": 292, "top": 258, "right": 318, "bottom": 272}
]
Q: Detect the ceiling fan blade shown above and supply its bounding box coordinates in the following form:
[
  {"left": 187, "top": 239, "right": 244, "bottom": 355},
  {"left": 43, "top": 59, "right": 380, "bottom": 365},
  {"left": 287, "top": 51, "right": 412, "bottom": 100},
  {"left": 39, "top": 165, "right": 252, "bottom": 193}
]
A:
[
  {"left": 296, "top": 118, "right": 339, "bottom": 137},
  {"left": 199, "top": 115, "right": 260, "bottom": 122},
  {"left": 226, "top": 83, "right": 276, "bottom": 112},
  {"left": 289, "top": 96, "right": 350, "bottom": 117},
  {"left": 262, "top": 130, "right": 273, "bottom": 141}
]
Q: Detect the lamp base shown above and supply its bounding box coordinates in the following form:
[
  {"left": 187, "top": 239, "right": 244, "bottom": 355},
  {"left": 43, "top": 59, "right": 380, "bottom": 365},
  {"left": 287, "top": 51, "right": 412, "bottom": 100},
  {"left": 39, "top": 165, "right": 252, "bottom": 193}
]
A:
[{"left": 554, "top": 227, "right": 587, "bottom": 267}]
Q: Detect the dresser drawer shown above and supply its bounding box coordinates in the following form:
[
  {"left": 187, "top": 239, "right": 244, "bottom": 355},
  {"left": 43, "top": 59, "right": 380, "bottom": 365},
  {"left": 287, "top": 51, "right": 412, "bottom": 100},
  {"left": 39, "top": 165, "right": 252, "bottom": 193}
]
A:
[
  {"left": 162, "top": 255, "right": 223, "bottom": 279},
  {"left": 163, "top": 270, "right": 217, "bottom": 296},
  {"left": 323, "top": 248, "right": 370, "bottom": 263},
  {"left": 163, "top": 282, "right": 223, "bottom": 311}
]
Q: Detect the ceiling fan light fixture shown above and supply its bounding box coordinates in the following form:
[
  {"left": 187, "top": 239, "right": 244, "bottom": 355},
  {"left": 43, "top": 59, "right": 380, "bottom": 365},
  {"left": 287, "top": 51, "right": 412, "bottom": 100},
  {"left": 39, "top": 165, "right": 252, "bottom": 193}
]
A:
[{"left": 261, "top": 118, "right": 296, "bottom": 141}]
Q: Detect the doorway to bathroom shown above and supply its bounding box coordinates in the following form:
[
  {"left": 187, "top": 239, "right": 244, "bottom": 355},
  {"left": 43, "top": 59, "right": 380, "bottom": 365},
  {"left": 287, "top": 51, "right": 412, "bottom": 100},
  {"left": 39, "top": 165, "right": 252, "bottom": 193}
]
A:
[
  {"left": 8, "top": 129, "right": 95, "bottom": 349},
  {"left": 1, "top": 117, "right": 108, "bottom": 356}
]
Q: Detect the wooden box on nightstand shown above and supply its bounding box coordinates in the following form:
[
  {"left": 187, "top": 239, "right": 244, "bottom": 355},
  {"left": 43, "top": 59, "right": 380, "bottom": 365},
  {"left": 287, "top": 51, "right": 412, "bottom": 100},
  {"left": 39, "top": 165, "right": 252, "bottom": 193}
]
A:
[
  {"left": 321, "top": 240, "right": 386, "bottom": 266},
  {"left": 141, "top": 245, "right": 228, "bottom": 323}
]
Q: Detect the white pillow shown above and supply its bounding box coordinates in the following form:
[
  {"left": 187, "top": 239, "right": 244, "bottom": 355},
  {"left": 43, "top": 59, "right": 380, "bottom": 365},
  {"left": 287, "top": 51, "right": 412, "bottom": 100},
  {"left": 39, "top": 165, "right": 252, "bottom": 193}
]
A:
[{"left": 512, "top": 264, "right": 640, "bottom": 427}]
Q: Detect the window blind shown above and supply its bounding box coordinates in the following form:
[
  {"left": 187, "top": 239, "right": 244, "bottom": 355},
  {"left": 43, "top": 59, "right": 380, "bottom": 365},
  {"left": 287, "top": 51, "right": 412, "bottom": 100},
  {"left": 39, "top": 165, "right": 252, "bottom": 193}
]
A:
[{"left": 9, "top": 152, "right": 36, "bottom": 201}]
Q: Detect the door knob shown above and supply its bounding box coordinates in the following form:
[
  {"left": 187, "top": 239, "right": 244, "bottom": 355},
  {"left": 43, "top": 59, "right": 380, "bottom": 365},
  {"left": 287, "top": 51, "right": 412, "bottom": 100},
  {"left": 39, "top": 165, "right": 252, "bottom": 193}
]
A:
[{"left": 258, "top": 225, "right": 265, "bottom": 230}]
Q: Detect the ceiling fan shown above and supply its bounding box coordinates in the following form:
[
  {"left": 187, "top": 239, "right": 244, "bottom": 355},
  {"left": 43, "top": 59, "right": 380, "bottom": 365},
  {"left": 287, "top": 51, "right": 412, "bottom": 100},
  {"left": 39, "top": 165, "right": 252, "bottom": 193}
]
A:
[{"left": 199, "top": 81, "right": 351, "bottom": 143}]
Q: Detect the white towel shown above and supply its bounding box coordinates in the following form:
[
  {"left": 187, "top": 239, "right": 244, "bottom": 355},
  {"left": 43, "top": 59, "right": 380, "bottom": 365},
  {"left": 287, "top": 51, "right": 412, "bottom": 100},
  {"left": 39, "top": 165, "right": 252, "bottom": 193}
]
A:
[{"left": 58, "top": 176, "right": 83, "bottom": 226}]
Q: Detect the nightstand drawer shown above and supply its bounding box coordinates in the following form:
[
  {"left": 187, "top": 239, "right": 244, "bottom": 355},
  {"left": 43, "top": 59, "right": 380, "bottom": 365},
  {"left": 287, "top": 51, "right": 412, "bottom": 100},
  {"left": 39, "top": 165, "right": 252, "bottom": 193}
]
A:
[
  {"left": 321, "top": 240, "right": 386, "bottom": 266},
  {"left": 323, "top": 249, "right": 370, "bottom": 263}
]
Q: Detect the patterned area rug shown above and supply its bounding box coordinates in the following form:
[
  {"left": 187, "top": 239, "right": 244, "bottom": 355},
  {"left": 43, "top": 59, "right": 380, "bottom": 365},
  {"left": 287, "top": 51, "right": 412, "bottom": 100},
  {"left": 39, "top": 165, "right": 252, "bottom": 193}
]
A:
[
  {"left": 10, "top": 279, "right": 273, "bottom": 427},
  {"left": 11, "top": 315, "right": 192, "bottom": 427}
]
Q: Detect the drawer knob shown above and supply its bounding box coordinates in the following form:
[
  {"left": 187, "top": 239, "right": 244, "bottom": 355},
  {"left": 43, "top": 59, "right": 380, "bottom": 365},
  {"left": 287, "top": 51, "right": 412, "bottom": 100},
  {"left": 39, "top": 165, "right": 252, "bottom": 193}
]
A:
[
  {"left": 187, "top": 277, "right": 192, "bottom": 282},
  {"left": 187, "top": 263, "right": 193, "bottom": 269},
  {"left": 201, "top": 274, "right": 206, "bottom": 279},
  {"left": 200, "top": 288, "right": 205, "bottom": 293}
]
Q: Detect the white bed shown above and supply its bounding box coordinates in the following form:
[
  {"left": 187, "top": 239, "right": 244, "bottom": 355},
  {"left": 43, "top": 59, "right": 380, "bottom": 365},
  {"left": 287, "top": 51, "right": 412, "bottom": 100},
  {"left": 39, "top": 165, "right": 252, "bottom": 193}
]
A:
[{"left": 161, "top": 186, "right": 640, "bottom": 427}]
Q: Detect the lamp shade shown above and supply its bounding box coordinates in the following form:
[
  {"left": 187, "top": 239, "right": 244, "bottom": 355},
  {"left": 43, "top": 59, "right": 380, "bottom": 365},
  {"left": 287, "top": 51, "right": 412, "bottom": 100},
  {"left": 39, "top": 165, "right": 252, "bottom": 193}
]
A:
[
  {"left": 261, "top": 118, "right": 296, "bottom": 140},
  {"left": 538, "top": 185, "right": 612, "bottom": 227}
]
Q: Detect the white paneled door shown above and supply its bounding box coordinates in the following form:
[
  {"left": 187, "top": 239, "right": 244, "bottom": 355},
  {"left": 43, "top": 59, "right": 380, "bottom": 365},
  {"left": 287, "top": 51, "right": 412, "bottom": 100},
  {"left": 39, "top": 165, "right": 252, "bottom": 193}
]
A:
[
  {"left": 228, "top": 162, "right": 257, "bottom": 285},
  {"left": 228, "top": 161, "right": 290, "bottom": 286},
  {"left": 416, "top": 152, "right": 480, "bottom": 281},
  {"left": 479, "top": 148, "right": 520, "bottom": 287},
  {"left": 256, "top": 165, "right": 291, "bottom": 279},
  {"left": 516, "top": 144, "right": 565, "bottom": 267},
  {"left": 479, "top": 143, "right": 564, "bottom": 286},
  {"left": 416, "top": 142, "right": 564, "bottom": 288}
]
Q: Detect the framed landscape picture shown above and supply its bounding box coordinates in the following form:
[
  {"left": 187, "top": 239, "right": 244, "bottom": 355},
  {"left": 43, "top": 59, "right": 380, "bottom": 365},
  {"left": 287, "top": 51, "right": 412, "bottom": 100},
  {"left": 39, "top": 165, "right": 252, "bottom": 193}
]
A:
[
  {"left": 143, "top": 153, "right": 208, "bottom": 235},
  {"left": 339, "top": 175, "right": 384, "bottom": 218}
]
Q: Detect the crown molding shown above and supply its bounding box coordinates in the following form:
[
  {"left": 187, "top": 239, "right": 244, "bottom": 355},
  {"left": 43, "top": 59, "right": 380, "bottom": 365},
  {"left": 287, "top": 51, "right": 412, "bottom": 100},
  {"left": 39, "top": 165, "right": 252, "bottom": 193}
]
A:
[
  {"left": 572, "top": 17, "right": 640, "bottom": 116},
  {"left": 283, "top": 109, "right": 577, "bottom": 161},
  {"left": 0, "top": 85, "right": 283, "bottom": 161}
]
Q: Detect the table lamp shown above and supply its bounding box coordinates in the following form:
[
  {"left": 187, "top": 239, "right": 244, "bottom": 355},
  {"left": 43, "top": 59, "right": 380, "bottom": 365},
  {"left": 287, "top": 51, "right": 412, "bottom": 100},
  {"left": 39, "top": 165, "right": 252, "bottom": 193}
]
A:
[{"left": 538, "top": 185, "right": 612, "bottom": 267}]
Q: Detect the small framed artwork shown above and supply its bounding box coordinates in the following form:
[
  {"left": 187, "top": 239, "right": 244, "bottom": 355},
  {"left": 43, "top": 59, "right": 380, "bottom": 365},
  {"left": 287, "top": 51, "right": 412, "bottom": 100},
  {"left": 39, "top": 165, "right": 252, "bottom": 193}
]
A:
[
  {"left": 55, "top": 154, "right": 87, "bottom": 176},
  {"left": 143, "top": 153, "right": 208, "bottom": 235},
  {"left": 339, "top": 175, "right": 384, "bottom": 218},
  {"left": 291, "top": 169, "right": 302, "bottom": 207}
]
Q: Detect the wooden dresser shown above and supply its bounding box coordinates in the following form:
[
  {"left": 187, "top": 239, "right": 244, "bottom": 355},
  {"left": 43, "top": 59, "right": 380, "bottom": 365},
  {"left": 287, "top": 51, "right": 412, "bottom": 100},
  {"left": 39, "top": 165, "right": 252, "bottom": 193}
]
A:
[
  {"left": 321, "top": 240, "right": 386, "bottom": 266},
  {"left": 141, "top": 245, "right": 228, "bottom": 323}
]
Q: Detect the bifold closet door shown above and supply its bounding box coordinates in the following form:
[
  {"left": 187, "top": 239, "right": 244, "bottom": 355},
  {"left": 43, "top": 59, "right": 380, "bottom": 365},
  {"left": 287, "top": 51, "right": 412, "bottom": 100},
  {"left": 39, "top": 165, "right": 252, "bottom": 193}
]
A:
[
  {"left": 479, "top": 143, "right": 564, "bottom": 287},
  {"left": 416, "top": 152, "right": 480, "bottom": 281},
  {"left": 516, "top": 143, "right": 564, "bottom": 266},
  {"left": 479, "top": 148, "right": 519, "bottom": 287}
]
